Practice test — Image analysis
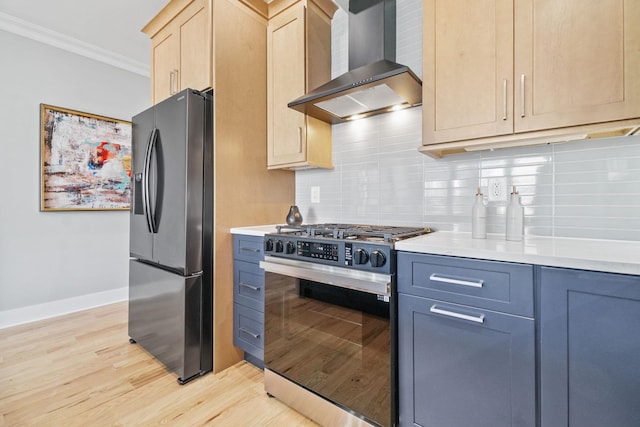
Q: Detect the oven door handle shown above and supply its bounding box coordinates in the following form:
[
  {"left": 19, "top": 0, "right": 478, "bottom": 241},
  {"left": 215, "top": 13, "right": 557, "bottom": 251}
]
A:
[{"left": 260, "top": 256, "right": 392, "bottom": 297}]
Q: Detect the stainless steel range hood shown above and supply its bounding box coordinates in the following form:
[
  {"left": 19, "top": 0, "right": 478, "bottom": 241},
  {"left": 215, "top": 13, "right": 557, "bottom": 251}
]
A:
[{"left": 288, "top": 0, "right": 422, "bottom": 124}]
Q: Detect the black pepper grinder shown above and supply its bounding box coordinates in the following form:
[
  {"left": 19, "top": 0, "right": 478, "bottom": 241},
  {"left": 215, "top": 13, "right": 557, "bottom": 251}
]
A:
[{"left": 286, "top": 205, "right": 303, "bottom": 225}]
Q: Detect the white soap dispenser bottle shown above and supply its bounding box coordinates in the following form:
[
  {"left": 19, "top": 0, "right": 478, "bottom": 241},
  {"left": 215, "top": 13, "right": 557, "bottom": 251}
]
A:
[
  {"left": 472, "top": 187, "right": 487, "bottom": 239},
  {"left": 506, "top": 185, "right": 524, "bottom": 241}
]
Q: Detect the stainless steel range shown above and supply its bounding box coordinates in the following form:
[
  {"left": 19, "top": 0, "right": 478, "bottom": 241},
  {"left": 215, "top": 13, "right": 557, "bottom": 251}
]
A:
[{"left": 260, "top": 224, "right": 432, "bottom": 427}]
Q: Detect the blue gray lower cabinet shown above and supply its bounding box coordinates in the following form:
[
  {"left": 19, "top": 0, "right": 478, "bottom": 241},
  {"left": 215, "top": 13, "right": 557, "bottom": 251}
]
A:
[
  {"left": 539, "top": 267, "right": 640, "bottom": 427},
  {"left": 398, "top": 252, "right": 535, "bottom": 427},
  {"left": 232, "top": 234, "right": 265, "bottom": 368}
]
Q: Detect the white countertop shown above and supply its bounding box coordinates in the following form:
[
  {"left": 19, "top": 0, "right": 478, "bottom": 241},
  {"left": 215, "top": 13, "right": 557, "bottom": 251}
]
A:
[
  {"left": 396, "top": 232, "right": 640, "bottom": 276},
  {"left": 230, "top": 225, "right": 280, "bottom": 237},
  {"left": 231, "top": 226, "right": 640, "bottom": 275}
]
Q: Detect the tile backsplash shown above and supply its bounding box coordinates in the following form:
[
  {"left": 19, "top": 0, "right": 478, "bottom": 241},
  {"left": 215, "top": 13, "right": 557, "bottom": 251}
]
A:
[{"left": 295, "top": 0, "right": 640, "bottom": 241}]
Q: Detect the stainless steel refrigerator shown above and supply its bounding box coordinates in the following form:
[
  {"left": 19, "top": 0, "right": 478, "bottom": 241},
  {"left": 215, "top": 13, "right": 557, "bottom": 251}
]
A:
[{"left": 128, "top": 88, "right": 213, "bottom": 384}]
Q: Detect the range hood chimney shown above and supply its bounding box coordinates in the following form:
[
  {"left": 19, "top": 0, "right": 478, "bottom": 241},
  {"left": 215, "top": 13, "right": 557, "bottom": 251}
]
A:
[{"left": 288, "top": 0, "right": 422, "bottom": 124}]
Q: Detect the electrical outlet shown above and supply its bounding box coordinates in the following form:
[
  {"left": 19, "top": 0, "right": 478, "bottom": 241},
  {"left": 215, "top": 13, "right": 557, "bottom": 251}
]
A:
[
  {"left": 311, "top": 186, "right": 320, "bottom": 203},
  {"left": 487, "top": 177, "right": 508, "bottom": 202}
]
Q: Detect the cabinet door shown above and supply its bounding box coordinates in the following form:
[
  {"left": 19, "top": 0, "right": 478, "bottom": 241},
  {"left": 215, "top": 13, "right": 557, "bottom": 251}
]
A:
[
  {"left": 515, "top": 0, "right": 640, "bottom": 132},
  {"left": 178, "top": 0, "right": 211, "bottom": 93},
  {"left": 398, "top": 293, "right": 535, "bottom": 427},
  {"left": 267, "top": 5, "right": 308, "bottom": 167},
  {"left": 539, "top": 267, "right": 640, "bottom": 427},
  {"left": 423, "top": 0, "right": 514, "bottom": 144},
  {"left": 151, "top": 25, "right": 180, "bottom": 104}
]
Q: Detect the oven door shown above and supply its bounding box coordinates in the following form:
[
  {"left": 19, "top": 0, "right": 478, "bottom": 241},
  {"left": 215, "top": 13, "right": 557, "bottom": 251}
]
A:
[{"left": 261, "top": 256, "right": 396, "bottom": 427}]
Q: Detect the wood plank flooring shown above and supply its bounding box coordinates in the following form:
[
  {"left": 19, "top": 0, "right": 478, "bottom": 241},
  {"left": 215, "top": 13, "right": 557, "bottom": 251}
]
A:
[{"left": 0, "top": 302, "right": 318, "bottom": 426}]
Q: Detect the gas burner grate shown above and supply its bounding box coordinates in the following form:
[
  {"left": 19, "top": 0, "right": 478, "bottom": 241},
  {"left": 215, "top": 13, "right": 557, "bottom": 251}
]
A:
[{"left": 275, "top": 223, "right": 432, "bottom": 242}]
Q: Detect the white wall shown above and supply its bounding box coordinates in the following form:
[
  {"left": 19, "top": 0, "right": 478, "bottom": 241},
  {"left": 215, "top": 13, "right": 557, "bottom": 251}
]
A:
[
  {"left": 0, "top": 30, "right": 151, "bottom": 326},
  {"left": 295, "top": 1, "right": 640, "bottom": 241}
]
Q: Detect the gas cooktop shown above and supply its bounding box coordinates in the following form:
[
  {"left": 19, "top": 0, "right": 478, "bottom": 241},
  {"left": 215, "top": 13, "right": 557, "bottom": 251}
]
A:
[
  {"left": 274, "top": 223, "right": 432, "bottom": 243},
  {"left": 265, "top": 224, "right": 433, "bottom": 274}
]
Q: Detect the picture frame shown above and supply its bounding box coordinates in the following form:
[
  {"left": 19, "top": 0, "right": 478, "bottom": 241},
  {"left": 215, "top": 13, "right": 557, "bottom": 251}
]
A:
[{"left": 40, "top": 104, "right": 132, "bottom": 211}]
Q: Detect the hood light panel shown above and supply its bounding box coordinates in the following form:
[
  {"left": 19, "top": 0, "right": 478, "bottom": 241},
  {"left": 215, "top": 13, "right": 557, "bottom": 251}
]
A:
[
  {"left": 389, "top": 104, "right": 409, "bottom": 112},
  {"left": 348, "top": 114, "right": 366, "bottom": 121},
  {"left": 346, "top": 103, "right": 410, "bottom": 121},
  {"left": 314, "top": 83, "right": 407, "bottom": 118}
]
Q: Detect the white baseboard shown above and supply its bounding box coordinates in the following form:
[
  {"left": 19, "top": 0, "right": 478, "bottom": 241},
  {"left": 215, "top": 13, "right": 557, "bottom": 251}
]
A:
[{"left": 0, "top": 287, "right": 128, "bottom": 329}]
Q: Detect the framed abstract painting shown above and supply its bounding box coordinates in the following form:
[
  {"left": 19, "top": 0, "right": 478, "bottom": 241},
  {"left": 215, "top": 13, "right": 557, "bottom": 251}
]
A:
[{"left": 40, "top": 104, "right": 132, "bottom": 211}]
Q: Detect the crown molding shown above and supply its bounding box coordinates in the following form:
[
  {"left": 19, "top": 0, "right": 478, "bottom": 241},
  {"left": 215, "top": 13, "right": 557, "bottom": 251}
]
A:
[{"left": 0, "top": 12, "right": 150, "bottom": 77}]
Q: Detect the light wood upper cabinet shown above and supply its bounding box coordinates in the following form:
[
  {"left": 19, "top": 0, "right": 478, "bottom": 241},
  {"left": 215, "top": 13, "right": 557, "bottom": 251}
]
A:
[
  {"left": 267, "top": 0, "right": 336, "bottom": 170},
  {"left": 422, "top": 0, "right": 640, "bottom": 158},
  {"left": 423, "top": 0, "right": 514, "bottom": 144},
  {"left": 514, "top": 0, "right": 640, "bottom": 133},
  {"left": 150, "top": 27, "right": 179, "bottom": 105},
  {"left": 144, "top": 0, "right": 212, "bottom": 104}
]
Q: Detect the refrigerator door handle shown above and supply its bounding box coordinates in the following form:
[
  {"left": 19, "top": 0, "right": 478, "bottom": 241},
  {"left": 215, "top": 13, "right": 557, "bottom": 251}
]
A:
[{"left": 143, "top": 128, "right": 158, "bottom": 233}]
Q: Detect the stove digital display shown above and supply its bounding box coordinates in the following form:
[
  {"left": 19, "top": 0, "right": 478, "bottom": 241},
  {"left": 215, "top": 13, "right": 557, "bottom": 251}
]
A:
[{"left": 298, "top": 241, "right": 339, "bottom": 261}]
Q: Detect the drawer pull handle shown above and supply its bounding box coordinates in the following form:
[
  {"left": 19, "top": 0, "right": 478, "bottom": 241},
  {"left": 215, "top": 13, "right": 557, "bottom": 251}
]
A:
[
  {"left": 239, "top": 327, "right": 260, "bottom": 339},
  {"left": 430, "top": 305, "right": 485, "bottom": 324},
  {"left": 429, "top": 274, "right": 484, "bottom": 288},
  {"left": 520, "top": 74, "right": 526, "bottom": 118},
  {"left": 241, "top": 247, "right": 261, "bottom": 253},
  {"left": 239, "top": 282, "right": 260, "bottom": 291},
  {"left": 502, "top": 79, "right": 508, "bottom": 120}
]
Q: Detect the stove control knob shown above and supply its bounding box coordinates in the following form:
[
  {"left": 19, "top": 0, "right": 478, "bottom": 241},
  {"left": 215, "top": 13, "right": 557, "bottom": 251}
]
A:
[
  {"left": 370, "top": 250, "right": 387, "bottom": 268},
  {"left": 286, "top": 241, "right": 296, "bottom": 254},
  {"left": 275, "top": 240, "right": 284, "bottom": 253},
  {"left": 264, "top": 239, "right": 274, "bottom": 252},
  {"left": 353, "top": 248, "right": 369, "bottom": 265}
]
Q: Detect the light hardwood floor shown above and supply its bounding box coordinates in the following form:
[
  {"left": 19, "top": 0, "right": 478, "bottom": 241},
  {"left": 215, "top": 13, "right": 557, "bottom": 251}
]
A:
[{"left": 0, "top": 302, "right": 318, "bottom": 426}]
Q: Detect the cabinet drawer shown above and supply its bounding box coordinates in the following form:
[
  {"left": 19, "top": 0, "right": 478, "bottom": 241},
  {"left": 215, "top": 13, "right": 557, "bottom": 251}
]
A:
[
  {"left": 398, "top": 253, "right": 534, "bottom": 317},
  {"left": 234, "top": 260, "right": 265, "bottom": 311},
  {"left": 233, "top": 234, "right": 264, "bottom": 263},
  {"left": 233, "top": 303, "right": 264, "bottom": 360}
]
